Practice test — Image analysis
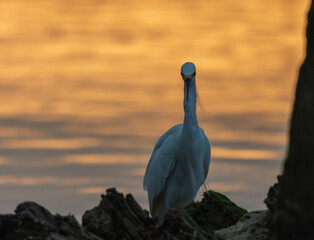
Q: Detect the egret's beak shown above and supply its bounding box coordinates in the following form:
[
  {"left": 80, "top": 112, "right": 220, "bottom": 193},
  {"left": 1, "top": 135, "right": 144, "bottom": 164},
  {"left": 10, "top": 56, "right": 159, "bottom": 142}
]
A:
[
  {"left": 185, "top": 78, "right": 192, "bottom": 101},
  {"left": 182, "top": 72, "right": 195, "bottom": 101}
]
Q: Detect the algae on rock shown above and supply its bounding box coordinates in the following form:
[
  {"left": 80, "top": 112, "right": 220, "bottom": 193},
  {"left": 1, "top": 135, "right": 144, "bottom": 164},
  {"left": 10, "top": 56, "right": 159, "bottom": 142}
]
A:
[{"left": 184, "top": 190, "right": 248, "bottom": 234}]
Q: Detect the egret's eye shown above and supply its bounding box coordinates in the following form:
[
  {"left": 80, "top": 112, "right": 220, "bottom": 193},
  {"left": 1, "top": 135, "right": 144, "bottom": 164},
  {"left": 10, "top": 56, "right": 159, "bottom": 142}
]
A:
[{"left": 181, "top": 72, "right": 195, "bottom": 80}]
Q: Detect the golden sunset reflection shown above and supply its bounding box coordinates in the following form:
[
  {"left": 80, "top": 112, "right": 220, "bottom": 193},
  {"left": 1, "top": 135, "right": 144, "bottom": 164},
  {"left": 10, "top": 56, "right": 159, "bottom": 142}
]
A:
[
  {"left": 0, "top": 157, "right": 11, "bottom": 165},
  {"left": 0, "top": 138, "right": 103, "bottom": 150},
  {"left": 208, "top": 182, "right": 253, "bottom": 193},
  {"left": 64, "top": 154, "right": 149, "bottom": 165},
  {"left": 213, "top": 147, "right": 277, "bottom": 160},
  {"left": 0, "top": 176, "right": 109, "bottom": 187},
  {"left": 78, "top": 187, "right": 108, "bottom": 195},
  {"left": 0, "top": 0, "right": 309, "bottom": 217}
]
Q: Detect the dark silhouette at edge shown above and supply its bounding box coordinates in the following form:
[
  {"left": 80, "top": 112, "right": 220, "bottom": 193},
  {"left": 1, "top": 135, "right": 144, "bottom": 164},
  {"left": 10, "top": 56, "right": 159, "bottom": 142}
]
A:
[{"left": 272, "top": 1, "right": 314, "bottom": 239}]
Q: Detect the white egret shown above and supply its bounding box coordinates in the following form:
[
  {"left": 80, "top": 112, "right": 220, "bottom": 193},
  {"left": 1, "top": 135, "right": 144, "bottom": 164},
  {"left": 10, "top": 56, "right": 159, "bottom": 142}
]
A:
[{"left": 143, "top": 62, "right": 211, "bottom": 220}]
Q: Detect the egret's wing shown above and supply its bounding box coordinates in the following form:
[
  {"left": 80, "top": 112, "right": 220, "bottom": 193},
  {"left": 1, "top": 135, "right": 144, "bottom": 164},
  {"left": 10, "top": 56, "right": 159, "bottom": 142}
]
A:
[
  {"left": 199, "top": 128, "right": 211, "bottom": 184},
  {"left": 143, "top": 124, "right": 182, "bottom": 208},
  {"left": 143, "top": 124, "right": 181, "bottom": 190}
]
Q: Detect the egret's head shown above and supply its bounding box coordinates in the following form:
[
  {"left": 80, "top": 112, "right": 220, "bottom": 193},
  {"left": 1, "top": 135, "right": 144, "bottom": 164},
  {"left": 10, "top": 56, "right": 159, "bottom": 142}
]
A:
[{"left": 181, "top": 62, "right": 196, "bottom": 101}]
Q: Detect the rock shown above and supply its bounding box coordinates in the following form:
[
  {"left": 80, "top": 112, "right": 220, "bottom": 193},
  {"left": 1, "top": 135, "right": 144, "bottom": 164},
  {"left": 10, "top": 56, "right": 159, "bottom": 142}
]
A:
[
  {"left": 215, "top": 211, "right": 270, "bottom": 240},
  {"left": 160, "top": 208, "right": 218, "bottom": 240},
  {"left": 263, "top": 178, "right": 280, "bottom": 235},
  {"left": 82, "top": 187, "right": 219, "bottom": 240},
  {"left": 184, "top": 190, "right": 248, "bottom": 234},
  {"left": 0, "top": 201, "right": 100, "bottom": 240},
  {"left": 264, "top": 178, "right": 280, "bottom": 214},
  {"left": 0, "top": 188, "right": 250, "bottom": 240},
  {"left": 82, "top": 188, "right": 159, "bottom": 240}
]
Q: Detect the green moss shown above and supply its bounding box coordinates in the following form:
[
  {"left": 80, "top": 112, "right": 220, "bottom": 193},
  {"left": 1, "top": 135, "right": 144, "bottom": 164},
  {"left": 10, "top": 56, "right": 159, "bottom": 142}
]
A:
[{"left": 184, "top": 190, "right": 248, "bottom": 234}]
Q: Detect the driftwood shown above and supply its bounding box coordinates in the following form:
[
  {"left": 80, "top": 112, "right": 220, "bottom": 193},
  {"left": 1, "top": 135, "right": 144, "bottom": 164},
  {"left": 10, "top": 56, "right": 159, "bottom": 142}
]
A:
[
  {"left": 0, "top": 201, "right": 100, "bottom": 240},
  {"left": 0, "top": 187, "right": 252, "bottom": 240},
  {"left": 82, "top": 188, "right": 217, "bottom": 240}
]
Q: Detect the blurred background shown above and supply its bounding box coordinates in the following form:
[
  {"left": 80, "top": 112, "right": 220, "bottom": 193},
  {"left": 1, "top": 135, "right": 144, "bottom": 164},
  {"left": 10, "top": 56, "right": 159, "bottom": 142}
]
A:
[{"left": 0, "top": 0, "right": 310, "bottom": 220}]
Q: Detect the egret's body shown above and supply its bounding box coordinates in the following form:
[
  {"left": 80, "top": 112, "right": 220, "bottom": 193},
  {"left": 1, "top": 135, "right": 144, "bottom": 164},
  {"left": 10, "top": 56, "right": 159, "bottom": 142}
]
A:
[{"left": 143, "top": 62, "right": 211, "bottom": 219}]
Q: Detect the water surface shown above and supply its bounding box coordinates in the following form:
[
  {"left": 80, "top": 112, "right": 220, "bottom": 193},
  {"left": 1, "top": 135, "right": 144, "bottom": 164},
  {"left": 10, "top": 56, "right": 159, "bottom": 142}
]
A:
[{"left": 0, "top": 0, "right": 309, "bottom": 219}]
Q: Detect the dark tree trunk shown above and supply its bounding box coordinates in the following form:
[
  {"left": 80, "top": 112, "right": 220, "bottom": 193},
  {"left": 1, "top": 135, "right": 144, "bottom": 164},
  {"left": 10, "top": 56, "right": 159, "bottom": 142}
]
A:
[{"left": 273, "top": 1, "right": 314, "bottom": 239}]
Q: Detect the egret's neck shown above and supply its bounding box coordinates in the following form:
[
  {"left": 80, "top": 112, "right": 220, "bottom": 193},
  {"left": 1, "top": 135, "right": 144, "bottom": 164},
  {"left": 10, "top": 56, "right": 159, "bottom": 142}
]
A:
[{"left": 183, "top": 79, "right": 198, "bottom": 133}]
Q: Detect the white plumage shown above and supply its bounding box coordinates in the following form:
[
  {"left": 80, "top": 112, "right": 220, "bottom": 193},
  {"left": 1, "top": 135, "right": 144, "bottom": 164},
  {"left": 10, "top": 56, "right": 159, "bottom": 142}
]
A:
[{"left": 143, "top": 62, "right": 211, "bottom": 220}]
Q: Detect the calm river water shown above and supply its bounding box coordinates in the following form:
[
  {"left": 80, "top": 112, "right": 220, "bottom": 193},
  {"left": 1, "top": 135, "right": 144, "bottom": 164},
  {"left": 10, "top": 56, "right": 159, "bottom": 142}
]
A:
[{"left": 0, "top": 0, "right": 310, "bottom": 219}]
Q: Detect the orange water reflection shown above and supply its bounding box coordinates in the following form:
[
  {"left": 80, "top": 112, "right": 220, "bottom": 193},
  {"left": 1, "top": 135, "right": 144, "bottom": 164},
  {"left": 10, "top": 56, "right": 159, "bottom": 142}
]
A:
[
  {"left": 64, "top": 154, "right": 149, "bottom": 165},
  {"left": 0, "top": 138, "right": 102, "bottom": 149},
  {"left": 0, "top": 0, "right": 309, "bottom": 217},
  {"left": 214, "top": 147, "right": 277, "bottom": 160}
]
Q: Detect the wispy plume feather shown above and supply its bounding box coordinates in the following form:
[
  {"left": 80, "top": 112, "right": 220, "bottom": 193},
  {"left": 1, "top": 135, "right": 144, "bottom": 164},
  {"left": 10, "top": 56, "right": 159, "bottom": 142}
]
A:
[{"left": 196, "top": 89, "right": 205, "bottom": 112}]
